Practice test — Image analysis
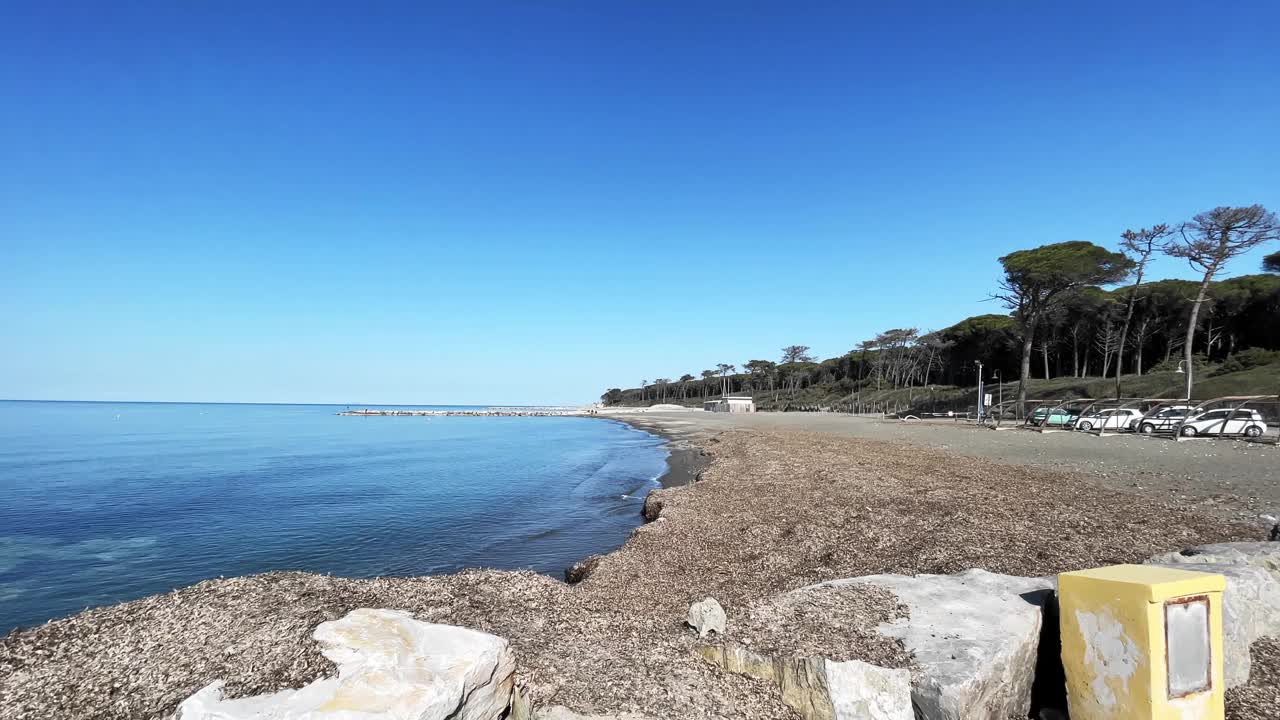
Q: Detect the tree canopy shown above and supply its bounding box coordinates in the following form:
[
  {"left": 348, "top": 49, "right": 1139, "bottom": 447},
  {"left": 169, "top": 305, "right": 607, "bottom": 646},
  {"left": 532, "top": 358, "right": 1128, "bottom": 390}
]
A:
[
  {"left": 1166, "top": 205, "right": 1279, "bottom": 273},
  {"left": 995, "top": 241, "right": 1134, "bottom": 403},
  {"left": 996, "top": 241, "right": 1134, "bottom": 313},
  {"left": 780, "top": 345, "right": 815, "bottom": 363},
  {"left": 1165, "top": 205, "right": 1280, "bottom": 398}
]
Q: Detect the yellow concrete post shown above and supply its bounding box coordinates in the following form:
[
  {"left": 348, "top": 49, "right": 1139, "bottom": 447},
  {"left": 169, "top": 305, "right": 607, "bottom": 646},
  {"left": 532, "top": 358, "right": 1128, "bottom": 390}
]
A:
[{"left": 1059, "top": 564, "right": 1226, "bottom": 720}]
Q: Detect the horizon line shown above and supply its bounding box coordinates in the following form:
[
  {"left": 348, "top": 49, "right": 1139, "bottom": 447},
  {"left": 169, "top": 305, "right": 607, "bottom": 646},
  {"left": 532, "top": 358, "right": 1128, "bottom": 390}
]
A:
[{"left": 0, "top": 398, "right": 584, "bottom": 408}]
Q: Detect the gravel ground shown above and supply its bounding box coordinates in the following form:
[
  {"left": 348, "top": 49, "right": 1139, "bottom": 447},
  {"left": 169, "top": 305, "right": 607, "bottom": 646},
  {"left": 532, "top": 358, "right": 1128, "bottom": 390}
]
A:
[
  {"left": 617, "top": 411, "right": 1280, "bottom": 523},
  {"left": 0, "top": 426, "right": 1267, "bottom": 719}
]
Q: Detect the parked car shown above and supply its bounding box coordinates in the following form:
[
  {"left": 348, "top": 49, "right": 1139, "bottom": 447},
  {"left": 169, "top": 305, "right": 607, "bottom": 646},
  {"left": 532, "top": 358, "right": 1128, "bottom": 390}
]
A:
[
  {"left": 1074, "top": 408, "right": 1144, "bottom": 432},
  {"left": 1131, "top": 405, "right": 1195, "bottom": 434},
  {"left": 1176, "top": 408, "right": 1268, "bottom": 438},
  {"left": 1026, "top": 406, "right": 1081, "bottom": 427}
]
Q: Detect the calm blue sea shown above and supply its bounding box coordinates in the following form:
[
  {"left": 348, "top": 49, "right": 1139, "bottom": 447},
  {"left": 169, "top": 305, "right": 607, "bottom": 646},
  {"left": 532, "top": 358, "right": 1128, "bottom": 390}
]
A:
[{"left": 0, "top": 401, "right": 668, "bottom": 634}]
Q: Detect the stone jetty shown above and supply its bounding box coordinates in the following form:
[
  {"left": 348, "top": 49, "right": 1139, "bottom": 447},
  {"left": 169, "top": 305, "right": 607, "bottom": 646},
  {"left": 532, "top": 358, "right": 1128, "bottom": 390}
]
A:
[{"left": 338, "top": 407, "right": 590, "bottom": 417}]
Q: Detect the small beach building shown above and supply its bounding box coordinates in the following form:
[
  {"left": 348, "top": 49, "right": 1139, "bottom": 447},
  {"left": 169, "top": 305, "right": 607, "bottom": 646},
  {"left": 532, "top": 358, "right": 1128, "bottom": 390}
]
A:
[{"left": 703, "top": 395, "right": 756, "bottom": 413}]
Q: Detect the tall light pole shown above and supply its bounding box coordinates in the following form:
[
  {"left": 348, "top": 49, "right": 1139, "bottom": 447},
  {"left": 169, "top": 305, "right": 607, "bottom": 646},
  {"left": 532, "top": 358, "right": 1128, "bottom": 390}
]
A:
[
  {"left": 975, "top": 360, "right": 985, "bottom": 420},
  {"left": 1183, "top": 355, "right": 1194, "bottom": 402},
  {"left": 1175, "top": 359, "right": 1190, "bottom": 401},
  {"left": 992, "top": 370, "right": 1003, "bottom": 424}
]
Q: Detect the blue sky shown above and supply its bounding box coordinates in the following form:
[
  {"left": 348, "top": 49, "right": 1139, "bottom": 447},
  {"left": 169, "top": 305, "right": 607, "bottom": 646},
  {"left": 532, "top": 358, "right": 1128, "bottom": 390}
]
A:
[{"left": 3, "top": 2, "right": 1278, "bottom": 405}]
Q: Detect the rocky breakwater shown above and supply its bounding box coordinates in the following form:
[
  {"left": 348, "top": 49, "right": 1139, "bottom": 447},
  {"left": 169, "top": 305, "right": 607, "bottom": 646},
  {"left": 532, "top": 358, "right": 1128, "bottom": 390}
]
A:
[
  {"left": 339, "top": 408, "right": 586, "bottom": 417},
  {"left": 165, "top": 543, "right": 1280, "bottom": 720}
]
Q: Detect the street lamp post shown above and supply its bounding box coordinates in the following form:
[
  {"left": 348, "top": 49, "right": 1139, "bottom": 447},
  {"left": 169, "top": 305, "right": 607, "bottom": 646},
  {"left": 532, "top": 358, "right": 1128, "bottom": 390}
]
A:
[
  {"left": 992, "top": 370, "right": 1003, "bottom": 425},
  {"left": 975, "top": 360, "right": 985, "bottom": 421},
  {"left": 1175, "top": 359, "right": 1190, "bottom": 401}
]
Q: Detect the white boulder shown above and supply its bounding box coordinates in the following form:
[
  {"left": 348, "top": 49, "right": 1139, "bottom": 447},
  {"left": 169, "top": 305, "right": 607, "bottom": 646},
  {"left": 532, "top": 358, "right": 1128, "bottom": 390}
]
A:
[
  {"left": 686, "top": 597, "right": 727, "bottom": 638},
  {"left": 698, "top": 642, "right": 912, "bottom": 720},
  {"left": 1149, "top": 541, "right": 1280, "bottom": 580},
  {"left": 177, "top": 608, "right": 515, "bottom": 720},
  {"left": 833, "top": 569, "right": 1054, "bottom": 720},
  {"left": 825, "top": 659, "right": 914, "bottom": 720}
]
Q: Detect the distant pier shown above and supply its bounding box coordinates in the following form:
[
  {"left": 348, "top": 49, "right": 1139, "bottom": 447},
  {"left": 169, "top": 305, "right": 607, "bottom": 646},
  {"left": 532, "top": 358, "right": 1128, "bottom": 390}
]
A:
[{"left": 338, "top": 407, "right": 589, "bottom": 417}]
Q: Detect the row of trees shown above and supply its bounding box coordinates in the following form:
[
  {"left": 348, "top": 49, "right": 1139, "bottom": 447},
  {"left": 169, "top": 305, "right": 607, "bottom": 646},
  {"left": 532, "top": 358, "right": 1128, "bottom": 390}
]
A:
[
  {"left": 996, "top": 205, "right": 1278, "bottom": 405},
  {"left": 602, "top": 205, "right": 1280, "bottom": 407}
]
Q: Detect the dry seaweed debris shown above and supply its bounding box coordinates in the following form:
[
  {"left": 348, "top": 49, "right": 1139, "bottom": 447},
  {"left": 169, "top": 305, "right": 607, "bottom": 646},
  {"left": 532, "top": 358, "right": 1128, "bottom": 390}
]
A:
[
  {"left": 1226, "top": 637, "right": 1280, "bottom": 720},
  {"left": 0, "top": 428, "right": 1263, "bottom": 720},
  {"left": 726, "top": 583, "right": 911, "bottom": 667},
  {"left": 0, "top": 570, "right": 796, "bottom": 720}
]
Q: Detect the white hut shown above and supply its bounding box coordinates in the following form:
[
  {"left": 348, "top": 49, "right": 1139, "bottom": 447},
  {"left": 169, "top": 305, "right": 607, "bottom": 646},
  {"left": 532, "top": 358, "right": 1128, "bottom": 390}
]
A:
[{"left": 703, "top": 395, "right": 756, "bottom": 413}]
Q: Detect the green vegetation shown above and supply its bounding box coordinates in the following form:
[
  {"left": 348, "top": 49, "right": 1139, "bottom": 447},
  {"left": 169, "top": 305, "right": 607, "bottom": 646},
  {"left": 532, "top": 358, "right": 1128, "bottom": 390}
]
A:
[
  {"left": 603, "top": 205, "right": 1280, "bottom": 411},
  {"left": 1164, "top": 205, "right": 1280, "bottom": 399},
  {"left": 993, "top": 240, "right": 1134, "bottom": 407}
]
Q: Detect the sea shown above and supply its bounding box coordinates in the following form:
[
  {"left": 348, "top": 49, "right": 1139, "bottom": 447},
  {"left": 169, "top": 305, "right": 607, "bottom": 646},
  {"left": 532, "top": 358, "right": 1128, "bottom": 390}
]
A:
[{"left": 0, "top": 400, "right": 669, "bottom": 634}]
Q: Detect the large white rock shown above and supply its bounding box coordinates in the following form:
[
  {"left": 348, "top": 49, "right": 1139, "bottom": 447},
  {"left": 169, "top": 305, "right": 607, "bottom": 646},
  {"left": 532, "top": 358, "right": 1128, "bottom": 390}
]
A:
[
  {"left": 686, "top": 597, "right": 727, "bottom": 638},
  {"left": 1149, "top": 541, "right": 1280, "bottom": 580},
  {"left": 698, "top": 642, "right": 912, "bottom": 720},
  {"left": 825, "top": 659, "right": 914, "bottom": 720},
  {"left": 831, "top": 569, "right": 1054, "bottom": 720},
  {"left": 177, "top": 608, "right": 515, "bottom": 720}
]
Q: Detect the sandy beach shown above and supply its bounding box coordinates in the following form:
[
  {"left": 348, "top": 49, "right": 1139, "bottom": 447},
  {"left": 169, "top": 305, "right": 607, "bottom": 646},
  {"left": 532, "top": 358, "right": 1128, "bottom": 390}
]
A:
[{"left": 2, "top": 411, "right": 1276, "bottom": 719}]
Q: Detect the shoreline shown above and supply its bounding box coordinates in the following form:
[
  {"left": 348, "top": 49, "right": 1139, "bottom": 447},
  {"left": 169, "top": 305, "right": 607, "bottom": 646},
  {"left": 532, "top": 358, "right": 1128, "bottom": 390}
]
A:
[
  {"left": 2, "top": 415, "right": 1269, "bottom": 719},
  {"left": 595, "top": 413, "right": 711, "bottom": 490},
  {"left": 0, "top": 409, "right": 680, "bottom": 632}
]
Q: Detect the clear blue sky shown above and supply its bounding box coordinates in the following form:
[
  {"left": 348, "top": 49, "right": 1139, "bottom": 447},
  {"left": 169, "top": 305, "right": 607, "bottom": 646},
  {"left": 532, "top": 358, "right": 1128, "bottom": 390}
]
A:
[{"left": 4, "top": 2, "right": 1278, "bottom": 405}]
